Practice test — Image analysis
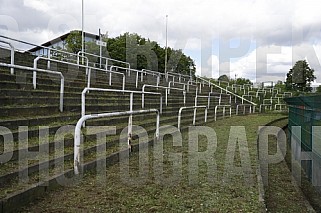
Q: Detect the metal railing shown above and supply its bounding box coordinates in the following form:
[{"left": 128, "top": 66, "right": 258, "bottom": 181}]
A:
[
  {"left": 33, "top": 55, "right": 89, "bottom": 88},
  {"left": 259, "top": 104, "right": 272, "bottom": 113},
  {"left": 0, "top": 40, "right": 14, "bottom": 74},
  {"left": 77, "top": 51, "right": 131, "bottom": 72},
  {"left": 177, "top": 106, "right": 208, "bottom": 130},
  {"left": 236, "top": 104, "right": 253, "bottom": 115},
  {"left": 81, "top": 87, "right": 162, "bottom": 126},
  {"left": 214, "top": 105, "right": 232, "bottom": 121},
  {"left": 86, "top": 66, "right": 126, "bottom": 90},
  {"left": 196, "top": 76, "right": 257, "bottom": 106},
  {"left": 0, "top": 35, "right": 86, "bottom": 65},
  {"left": 168, "top": 81, "right": 186, "bottom": 94},
  {"left": 142, "top": 84, "right": 186, "bottom": 108},
  {"left": 0, "top": 62, "right": 64, "bottom": 112},
  {"left": 74, "top": 109, "right": 160, "bottom": 174},
  {"left": 275, "top": 104, "right": 288, "bottom": 111}
]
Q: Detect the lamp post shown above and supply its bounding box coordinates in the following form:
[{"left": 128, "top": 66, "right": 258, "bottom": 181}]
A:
[
  {"left": 165, "top": 15, "right": 168, "bottom": 76},
  {"left": 81, "top": 0, "right": 84, "bottom": 63}
]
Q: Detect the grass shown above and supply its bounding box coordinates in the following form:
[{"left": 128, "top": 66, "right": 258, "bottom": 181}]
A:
[{"left": 20, "top": 113, "right": 296, "bottom": 212}]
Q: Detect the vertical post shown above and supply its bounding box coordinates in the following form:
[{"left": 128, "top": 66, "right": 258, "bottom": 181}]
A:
[
  {"left": 81, "top": 0, "right": 85, "bottom": 64},
  {"left": 47, "top": 49, "right": 51, "bottom": 70},
  {"left": 164, "top": 15, "right": 168, "bottom": 75},
  {"left": 99, "top": 28, "right": 102, "bottom": 68},
  {"left": 128, "top": 92, "right": 133, "bottom": 147},
  {"left": 193, "top": 108, "right": 197, "bottom": 125},
  {"left": 87, "top": 68, "right": 91, "bottom": 88},
  {"left": 60, "top": 77, "right": 64, "bottom": 112},
  {"left": 159, "top": 96, "right": 163, "bottom": 114}
]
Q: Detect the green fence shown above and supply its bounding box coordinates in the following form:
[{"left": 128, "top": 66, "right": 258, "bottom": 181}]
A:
[{"left": 284, "top": 95, "right": 321, "bottom": 184}]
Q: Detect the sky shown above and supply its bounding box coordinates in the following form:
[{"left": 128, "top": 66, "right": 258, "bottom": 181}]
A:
[{"left": 1, "top": 0, "right": 321, "bottom": 84}]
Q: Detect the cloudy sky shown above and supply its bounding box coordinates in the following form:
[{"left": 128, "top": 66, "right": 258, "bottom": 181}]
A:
[{"left": 1, "top": 0, "right": 321, "bottom": 83}]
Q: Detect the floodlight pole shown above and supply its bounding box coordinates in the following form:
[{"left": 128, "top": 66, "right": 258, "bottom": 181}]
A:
[
  {"left": 81, "top": 0, "right": 84, "bottom": 64},
  {"left": 164, "top": 15, "right": 168, "bottom": 76}
]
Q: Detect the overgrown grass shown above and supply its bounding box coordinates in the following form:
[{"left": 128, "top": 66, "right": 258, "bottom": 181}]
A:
[{"left": 21, "top": 114, "right": 304, "bottom": 212}]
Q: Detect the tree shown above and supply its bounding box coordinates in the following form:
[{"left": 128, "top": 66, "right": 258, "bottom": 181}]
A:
[
  {"left": 316, "top": 85, "right": 321, "bottom": 93},
  {"left": 218, "top": 74, "right": 229, "bottom": 82},
  {"left": 65, "top": 30, "right": 82, "bottom": 54},
  {"left": 285, "top": 60, "right": 316, "bottom": 92}
]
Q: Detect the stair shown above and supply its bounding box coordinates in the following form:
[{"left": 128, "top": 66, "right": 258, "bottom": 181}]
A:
[{"left": 0, "top": 47, "right": 251, "bottom": 212}]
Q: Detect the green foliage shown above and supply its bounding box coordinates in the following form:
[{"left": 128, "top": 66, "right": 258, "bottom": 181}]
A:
[
  {"left": 83, "top": 32, "right": 195, "bottom": 74},
  {"left": 65, "top": 30, "right": 82, "bottom": 54},
  {"left": 232, "top": 77, "right": 252, "bottom": 85},
  {"left": 218, "top": 74, "right": 229, "bottom": 82},
  {"left": 217, "top": 75, "right": 252, "bottom": 85},
  {"left": 316, "top": 85, "right": 321, "bottom": 93},
  {"left": 285, "top": 60, "right": 316, "bottom": 92}
]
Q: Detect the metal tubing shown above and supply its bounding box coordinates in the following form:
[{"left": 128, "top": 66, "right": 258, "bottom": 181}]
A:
[
  {"left": 236, "top": 104, "right": 252, "bottom": 115},
  {"left": 0, "top": 40, "right": 15, "bottom": 74},
  {"left": 142, "top": 84, "right": 184, "bottom": 108},
  {"left": 82, "top": 87, "right": 162, "bottom": 125},
  {"left": 197, "top": 76, "right": 257, "bottom": 106},
  {"left": 214, "top": 105, "right": 232, "bottom": 121},
  {"left": 74, "top": 109, "right": 160, "bottom": 174},
  {"left": 177, "top": 106, "right": 208, "bottom": 130},
  {"left": 0, "top": 62, "right": 64, "bottom": 112}
]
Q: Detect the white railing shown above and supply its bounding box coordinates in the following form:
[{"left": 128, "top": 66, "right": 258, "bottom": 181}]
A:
[
  {"left": 142, "top": 84, "right": 186, "bottom": 108},
  {"left": 81, "top": 87, "right": 162, "bottom": 126},
  {"left": 177, "top": 106, "right": 208, "bottom": 130},
  {"left": 74, "top": 109, "right": 160, "bottom": 174},
  {"left": 77, "top": 51, "right": 131, "bottom": 72},
  {"left": 33, "top": 55, "right": 89, "bottom": 88},
  {"left": 86, "top": 67, "right": 126, "bottom": 90},
  {"left": 0, "top": 40, "right": 14, "bottom": 74},
  {"left": 236, "top": 104, "right": 253, "bottom": 115},
  {"left": 196, "top": 77, "right": 257, "bottom": 106},
  {"left": 0, "top": 62, "right": 64, "bottom": 112},
  {"left": 214, "top": 105, "right": 232, "bottom": 121}
]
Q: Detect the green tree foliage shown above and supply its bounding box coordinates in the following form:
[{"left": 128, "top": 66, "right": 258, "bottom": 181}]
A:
[
  {"left": 65, "top": 30, "right": 82, "bottom": 54},
  {"left": 286, "top": 60, "right": 316, "bottom": 92},
  {"left": 217, "top": 74, "right": 252, "bottom": 85},
  {"left": 83, "top": 32, "right": 195, "bottom": 74},
  {"left": 316, "top": 85, "right": 321, "bottom": 93},
  {"left": 218, "top": 74, "right": 229, "bottom": 82}
]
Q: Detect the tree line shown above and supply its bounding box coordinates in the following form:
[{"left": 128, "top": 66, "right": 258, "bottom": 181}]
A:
[{"left": 65, "top": 30, "right": 196, "bottom": 76}]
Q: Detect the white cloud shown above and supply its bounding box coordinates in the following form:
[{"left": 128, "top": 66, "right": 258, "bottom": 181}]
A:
[{"left": 2, "top": 0, "right": 321, "bottom": 83}]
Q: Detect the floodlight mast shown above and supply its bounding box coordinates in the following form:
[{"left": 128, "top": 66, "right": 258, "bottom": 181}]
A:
[
  {"left": 165, "top": 15, "right": 168, "bottom": 76},
  {"left": 81, "top": 0, "right": 84, "bottom": 64}
]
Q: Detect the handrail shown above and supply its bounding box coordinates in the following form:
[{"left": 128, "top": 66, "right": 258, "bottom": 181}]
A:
[
  {"left": 0, "top": 40, "right": 15, "bottom": 74},
  {"left": 33, "top": 55, "right": 89, "bottom": 88},
  {"left": 77, "top": 51, "right": 131, "bottom": 72},
  {"left": 177, "top": 106, "right": 208, "bottom": 130},
  {"left": 214, "top": 105, "right": 232, "bottom": 121},
  {"left": 142, "top": 84, "right": 186, "bottom": 108},
  {"left": 0, "top": 62, "right": 64, "bottom": 112},
  {"left": 132, "top": 68, "right": 159, "bottom": 88},
  {"left": 196, "top": 76, "right": 257, "bottom": 106},
  {"left": 168, "top": 81, "right": 186, "bottom": 94},
  {"left": 86, "top": 66, "right": 126, "bottom": 90},
  {"left": 0, "top": 34, "right": 85, "bottom": 63},
  {"left": 81, "top": 87, "right": 162, "bottom": 125},
  {"left": 74, "top": 109, "right": 160, "bottom": 174},
  {"left": 241, "top": 95, "right": 253, "bottom": 104},
  {"left": 236, "top": 104, "right": 252, "bottom": 115},
  {"left": 275, "top": 104, "right": 287, "bottom": 111},
  {"left": 259, "top": 104, "right": 272, "bottom": 113},
  {"left": 207, "top": 92, "right": 222, "bottom": 108}
]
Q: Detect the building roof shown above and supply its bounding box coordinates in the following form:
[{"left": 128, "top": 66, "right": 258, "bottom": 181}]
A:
[{"left": 28, "top": 30, "right": 99, "bottom": 52}]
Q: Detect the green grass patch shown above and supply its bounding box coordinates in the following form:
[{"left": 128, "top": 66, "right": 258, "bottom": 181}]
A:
[{"left": 21, "top": 114, "right": 297, "bottom": 212}]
